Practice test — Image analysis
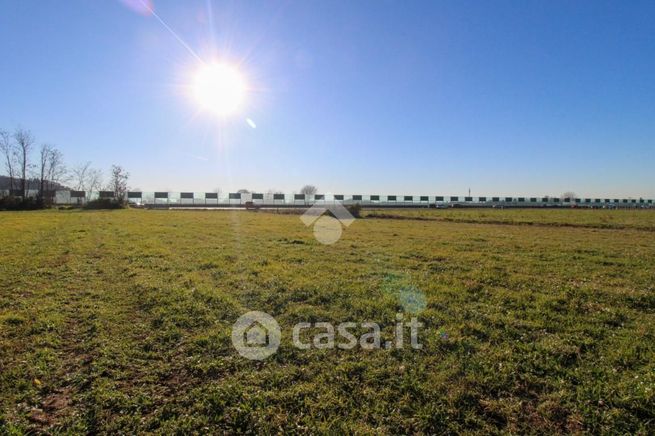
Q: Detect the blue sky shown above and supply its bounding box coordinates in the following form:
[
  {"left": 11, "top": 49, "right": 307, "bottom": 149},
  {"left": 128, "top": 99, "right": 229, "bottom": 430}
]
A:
[{"left": 1, "top": 0, "right": 653, "bottom": 197}]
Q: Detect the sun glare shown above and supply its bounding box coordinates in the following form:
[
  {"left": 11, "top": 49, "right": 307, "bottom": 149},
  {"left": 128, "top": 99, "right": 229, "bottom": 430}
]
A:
[{"left": 193, "top": 63, "right": 246, "bottom": 116}]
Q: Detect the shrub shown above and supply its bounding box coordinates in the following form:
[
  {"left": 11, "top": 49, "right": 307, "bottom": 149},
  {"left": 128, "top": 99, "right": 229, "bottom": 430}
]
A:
[
  {"left": 347, "top": 203, "right": 362, "bottom": 218},
  {"left": 83, "top": 198, "right": 125, "bottom": 210},
  {"left": 0, "top": 196, "right": 44, "bottom": 211}
]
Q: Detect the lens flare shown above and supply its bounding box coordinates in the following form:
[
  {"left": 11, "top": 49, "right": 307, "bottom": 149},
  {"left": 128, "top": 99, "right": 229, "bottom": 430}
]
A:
[
  {"left": 118, "top": 0, "right": 154, "bottom": 16},
  {"left": 193, "top": 63, "right": 246, "bottom": 116}
]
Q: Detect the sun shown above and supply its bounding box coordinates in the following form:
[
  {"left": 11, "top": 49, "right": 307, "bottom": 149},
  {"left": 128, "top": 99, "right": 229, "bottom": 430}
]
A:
[{"left": 193, "top": 63, "right": 246, "bottom": 116}]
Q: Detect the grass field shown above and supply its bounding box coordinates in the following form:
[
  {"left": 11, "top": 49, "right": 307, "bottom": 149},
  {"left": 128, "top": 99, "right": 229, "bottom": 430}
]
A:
[
  {"left": 363, "top": 207, "right": 655, "bottom": 230},
  {"left": 1, "top": 209, "right": 654, "bottom": 433}
]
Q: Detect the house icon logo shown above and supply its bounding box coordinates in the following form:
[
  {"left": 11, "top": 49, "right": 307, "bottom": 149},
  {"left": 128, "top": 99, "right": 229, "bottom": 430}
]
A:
[
  {"left": 231, "top": 311, "right": 281, "bottom": 360},
  {"left": 300, "top": 201, "right": 355, "bottom": 245}
]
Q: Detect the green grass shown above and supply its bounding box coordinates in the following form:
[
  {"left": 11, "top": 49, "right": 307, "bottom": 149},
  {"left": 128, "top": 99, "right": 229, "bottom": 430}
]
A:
[
  {"left": 363, "top": 207, "right": 655, "bottom": 230},
  {"left": 1, "top": 209, "right": 654, "bottom": 433}
]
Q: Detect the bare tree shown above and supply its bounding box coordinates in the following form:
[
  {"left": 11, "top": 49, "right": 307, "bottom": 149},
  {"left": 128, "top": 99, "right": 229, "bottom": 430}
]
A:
[
  {"left": 265, "top": 189, "right": 282, "bottom": 201},
  {"left": 0, "top": 129, "right": 16, "bottom": 193},
  {"left": 561, "top": 191, "right": 577, "bottom": 201},
  {"left": 71, "top": 161, "right": 102, "bottom": 195},
  {"left": 237, "top": 188, "right": 251, "bottom": 194},
  {"left": 87, "top": 168, "right": 103, "bottom": 193},
  {"left": 300, "top": 185, "right": 317, "bottom": 196},
  {"left": 47, "top": 148, "right": 67, "bottom": 192},
  {"left": 13, "top": 128, "right": 34, "bottom": 197},
  {"left": 71, "top": 161, "right": 91, "bottom": 191},
  {"left": 37, "top": 144, "right": 67, "bottom": 204},
  {"left": 108, "top": 164, "right": 129, "bottom": 202},
  {"left": 38, "top": 144, "right": 53, "bottom": 201}
]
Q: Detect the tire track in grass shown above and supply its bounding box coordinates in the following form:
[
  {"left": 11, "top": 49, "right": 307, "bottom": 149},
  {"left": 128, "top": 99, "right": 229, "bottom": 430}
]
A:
[
  {"left": 22, "top": 212, "right": 149, "bottom": 432},
  {"left": 28, "top": 213, "right": 104, "bottom": 431},
  {"left": 0, "top": 212, "right": 98, "bottom": 431}
]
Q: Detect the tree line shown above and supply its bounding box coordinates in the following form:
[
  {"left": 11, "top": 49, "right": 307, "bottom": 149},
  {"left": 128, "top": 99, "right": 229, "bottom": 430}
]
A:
[{"left": 0, "top": 127, "right": 129, "bottom": 208}]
